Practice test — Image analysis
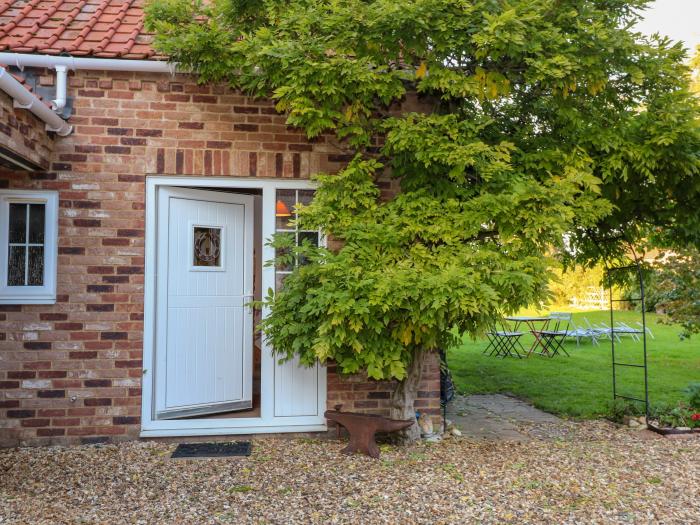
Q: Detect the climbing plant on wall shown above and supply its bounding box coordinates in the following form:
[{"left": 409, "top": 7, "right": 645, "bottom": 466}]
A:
[{"left": 147, "top": 0, "right": 700, "bottom": 442}]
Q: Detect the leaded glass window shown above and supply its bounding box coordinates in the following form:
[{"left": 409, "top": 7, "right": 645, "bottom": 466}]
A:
[
  {"left": 1, "top": 190, "right": 58, "bottom": 305},
  {"left": 7, "top": 203, "right": 45, "bottom": 286}
]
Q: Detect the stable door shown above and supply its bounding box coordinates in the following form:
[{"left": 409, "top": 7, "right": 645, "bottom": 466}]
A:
[{"left": 154, "top": 187, "right": 254, "bottom": 419}]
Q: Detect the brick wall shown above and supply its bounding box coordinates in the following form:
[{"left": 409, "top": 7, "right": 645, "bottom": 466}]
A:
[
  {"left": 0, "top": 86, "right": 54, "bottom": 171},
  {"left": 0, "top": 68, "right": 439, "bottom": 447},
  {"left": 327, "top": 356, "right": 442, "bottom": 416}
]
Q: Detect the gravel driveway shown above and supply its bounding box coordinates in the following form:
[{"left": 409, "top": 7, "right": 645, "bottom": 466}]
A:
[{"left": 1, "top": 422, "right": 698, "bottom": 524}]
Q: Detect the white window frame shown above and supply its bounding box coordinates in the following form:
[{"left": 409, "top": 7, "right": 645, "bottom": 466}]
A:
[
  {"left": 274, "top": 188, "right": 324, "bottom": 284},
  {"left": 0, "top": 190, "right": 59, "bottom": 305}
]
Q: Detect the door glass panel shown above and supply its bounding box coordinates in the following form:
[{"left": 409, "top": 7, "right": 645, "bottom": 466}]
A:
[
  {"left": 298, "top": 231, "right": 319, "bottom": 248},
  {"left": 297, "top": 189, "right": 315, "bottom": 206},
  {"left": 8, "top": 245, "right": 25, "bottom": 285},
  {"left": 9, "top": 203, "right": 26, "bottom": 244},
  {"left": 275, "top": 245, "right": 293, "bottom": 272},
  {"left": 28, "top": 204, "right": 45, "bottom": 244},
  {"left": 298, "top": 231, "right": 319, "bottom": 266},
  {"left": 274, "top": 189, "right": 319, "bottom": 290},
  {"left": 193, "top": 226, "right": 222, "bottom": 267},
  {"left": 275, "top": 189, "right": 296, "bottom": 230},
  {"left": 275, "top": 273, "right": 289, "bottom": 291},
  {"left": 27, "top": 246, "right": 44, "bottom": 285}
]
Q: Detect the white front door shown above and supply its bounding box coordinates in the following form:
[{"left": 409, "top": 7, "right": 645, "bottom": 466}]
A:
[{"left": 155, "top": 187, "right": 254, "bottom": 419}]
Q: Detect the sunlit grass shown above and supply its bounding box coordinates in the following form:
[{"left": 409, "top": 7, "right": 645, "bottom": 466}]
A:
[{"left": 447, "top": 310, "right": 700, "bottom": 418}]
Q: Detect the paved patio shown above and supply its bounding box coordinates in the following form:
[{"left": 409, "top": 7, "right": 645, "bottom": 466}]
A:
[{"left": 447, "top": 394, "right": 574, "bottom": 441}]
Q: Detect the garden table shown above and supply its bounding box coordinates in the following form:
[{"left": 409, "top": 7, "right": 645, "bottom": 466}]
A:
[{"left": 504, "top": 316, "right": 552, "bottom": 357}]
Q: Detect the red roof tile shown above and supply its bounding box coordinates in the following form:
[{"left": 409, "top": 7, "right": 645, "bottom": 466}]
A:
[{"left": 0, "top": 0, "right": 162, "bottom": 59}]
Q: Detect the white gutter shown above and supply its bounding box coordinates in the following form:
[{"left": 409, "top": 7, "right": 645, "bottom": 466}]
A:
[
  {"left": 0, "top": 53, "right": 177, "bottom": 74},
  {"left": 0, "top": 53, "right": 178, "bottom": 138},
  {"left": 0, "top": 66, "right": 72, "bottom": 136}
]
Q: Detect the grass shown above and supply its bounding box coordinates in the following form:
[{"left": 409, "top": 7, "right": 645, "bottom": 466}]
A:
[{"left": 447, "top": 310, "right": 700, "bottom": 419}]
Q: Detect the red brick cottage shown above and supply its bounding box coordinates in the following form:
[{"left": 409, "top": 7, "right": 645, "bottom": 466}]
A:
[{"left": 0, "top": 1, "right": 440, "bottom": 447}]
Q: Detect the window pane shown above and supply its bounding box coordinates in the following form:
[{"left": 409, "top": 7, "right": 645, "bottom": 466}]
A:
[
  {"left": 27, "top": 246, "right": 44, "bottom": 285},
  {"left": 275, "top": 246, "right": 293, "bottom": 272},
  {"left": 298, "top": 231, "right": 319, "bottom": 248},
  {"left": 8, "top": 245, "right": 25, "bottom": 285},
  {"left": 28, "top": 204, "right": 45, "bottom": 244},
  {"left": 274, "top": 189, "right": 317, "bottom": 291},
  {"left": 9, "top": 203, "right": 26, "bottom": 244},
  {"left": 298, "top": 231, "right": 319, "bottom": 266},
  {"left": 275, "top": 273, "right": 289, "bottom": 290},
  {"left": 297, "top": 190, "right": 315, "bottom": 206},
  {"left": 275, "top": 189, "right": 296, "bottom": 230},
  {"left": 193, "top": 227, "right": 222, "bottom": 267}
]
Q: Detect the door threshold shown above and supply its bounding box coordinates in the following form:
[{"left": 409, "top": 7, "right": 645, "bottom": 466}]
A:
[{"left": 140, "top": 423, "right": 328, "bottom": 438}]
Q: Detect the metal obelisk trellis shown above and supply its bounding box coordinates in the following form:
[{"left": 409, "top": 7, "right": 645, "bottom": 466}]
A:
[{"left": 606, "top": 261, "right": 650, "bottom": 419}]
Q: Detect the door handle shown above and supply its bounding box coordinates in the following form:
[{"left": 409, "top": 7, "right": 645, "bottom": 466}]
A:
[{"left": 243, "top": 294, "right": 254, "bottom": 309}]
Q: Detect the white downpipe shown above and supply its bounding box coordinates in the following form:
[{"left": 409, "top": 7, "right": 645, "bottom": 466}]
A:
[
  {"left": 0, "top": 66, "right": 73, "bottom": 136},
  {"left": 0, "top": 53, "right": 177, "bottom": 74},
  {"left": 0, "top": 53, "right": 178, "bottom": 138},
  {"left": 51, "top": 64, "right": 67, "bottom": 112}
]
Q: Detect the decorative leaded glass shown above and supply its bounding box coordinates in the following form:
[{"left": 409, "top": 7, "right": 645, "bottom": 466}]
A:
[
  {"left": 7, "top": 202, "right": 45, "bottom": 286},
  {"left": 8, "top": 203, "right": 26, "bottom": 244},
  {"left": 28, "top": 204, "right": 45, "bottom": 244},
  {"left": 7, "top": 245, "right": 25, "bottom": 286},
  {"left": 28, "top": 246, "right": 44, "bottom": 285},
  {"left": 193, "top": 226, "right": 222, "bottom": 267}
]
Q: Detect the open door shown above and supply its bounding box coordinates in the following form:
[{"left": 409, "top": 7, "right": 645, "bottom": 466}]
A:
[{"left": 154, "top": 187, "right": 254, "bottom": 419}]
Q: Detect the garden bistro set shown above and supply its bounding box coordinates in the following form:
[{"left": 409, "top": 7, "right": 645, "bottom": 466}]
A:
[{"left": 484, "top": 313, "right": 653, "bottom": 359}]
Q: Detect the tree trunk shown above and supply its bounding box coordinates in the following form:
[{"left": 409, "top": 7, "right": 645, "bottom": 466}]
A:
[{"left": 389, "top": 349, "right": 428, "bottom": 444}]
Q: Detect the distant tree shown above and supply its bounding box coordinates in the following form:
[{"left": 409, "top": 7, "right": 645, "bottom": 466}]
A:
[
  {"left": 691, "top": 45, "right": 700, "bottom": 93},
  {"left": 650, "top": 248, "right": 700, "bottom": 338},
  {"left": 549, "top": 264, "right": 607, "bottom": 309},
  {"left": 637, "top": 47, "right": 700, "bottom": 339},
  {"left": 146, "top": 0, "right": 700, "bottom": 441}
]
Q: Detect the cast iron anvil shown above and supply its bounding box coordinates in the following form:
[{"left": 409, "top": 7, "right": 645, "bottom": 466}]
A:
[{"left": 324, "top": 404, "right": 413, "bottom": 458}]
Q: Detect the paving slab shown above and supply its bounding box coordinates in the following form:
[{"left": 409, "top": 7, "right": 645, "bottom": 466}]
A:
[{"left": 446, "top": 393, "right": 564, "bottom": 441}]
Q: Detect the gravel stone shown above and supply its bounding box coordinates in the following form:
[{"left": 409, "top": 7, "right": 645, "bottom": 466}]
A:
[{"left": 1, "top": 422, "right": 698, "bottom": 524}]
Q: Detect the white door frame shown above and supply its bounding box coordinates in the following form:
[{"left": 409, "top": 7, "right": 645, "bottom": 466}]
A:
[{"left": 141, "top": 176, "right": 327, "bottom": 437}]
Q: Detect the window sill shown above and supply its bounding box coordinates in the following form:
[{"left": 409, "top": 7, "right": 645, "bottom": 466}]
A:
[{"left": 0, "top": 295, "right": 56, "bottom": 305}]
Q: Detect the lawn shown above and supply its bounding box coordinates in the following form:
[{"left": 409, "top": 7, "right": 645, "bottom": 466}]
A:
[{"left": 447, "top": 310, "right": 700, "bottom": 419}]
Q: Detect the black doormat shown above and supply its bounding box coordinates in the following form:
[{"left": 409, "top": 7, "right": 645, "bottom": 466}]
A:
[{"left": 171, "top": 441, "right": 252, "bottom": 459}]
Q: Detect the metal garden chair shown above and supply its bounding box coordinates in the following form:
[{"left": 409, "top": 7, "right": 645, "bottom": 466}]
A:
[
  {"left": 614, "top": 321, "right": 645, "bottom": 341},
  {"left": 484, "top": 320, "right": 526, "bottom": 358},
  {"left": 566, "top": 319, "right": 601, "bottom": 346},
  {"left": 531, "top": 312, "right": 572, "bottom": 357}
]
